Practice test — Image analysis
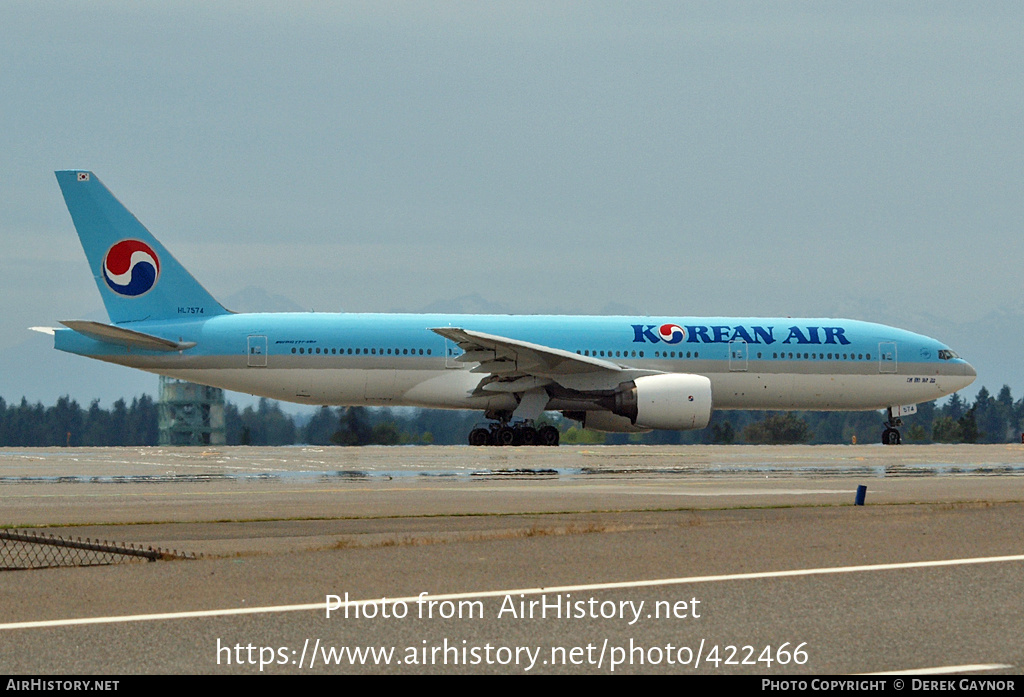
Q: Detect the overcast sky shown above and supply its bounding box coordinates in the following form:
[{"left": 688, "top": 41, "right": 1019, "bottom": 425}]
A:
[{"left": 3, "top": 2, "right": 1023, "bottom": 406}]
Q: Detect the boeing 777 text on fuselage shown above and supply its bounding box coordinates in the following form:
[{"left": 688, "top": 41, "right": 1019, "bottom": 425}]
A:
[{"left": 43, "top": 171, "right": 976, "bottom": 446}]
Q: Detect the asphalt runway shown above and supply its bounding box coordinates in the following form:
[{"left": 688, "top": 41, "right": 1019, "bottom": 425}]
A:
[{"left": 2, "top": 444, "right": 1023, "bottom": 675}]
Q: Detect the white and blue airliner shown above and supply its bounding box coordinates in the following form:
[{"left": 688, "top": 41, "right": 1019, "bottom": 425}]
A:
[{"left": 43, "top": 170, "right": 976, "bottom": 446}]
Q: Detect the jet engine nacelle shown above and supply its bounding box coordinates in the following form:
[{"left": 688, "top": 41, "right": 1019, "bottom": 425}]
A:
[{"left": 610, "top": 373, "right": 713, "bottom": 431}]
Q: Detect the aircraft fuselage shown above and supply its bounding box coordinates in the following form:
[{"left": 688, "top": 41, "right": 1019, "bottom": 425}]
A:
[{"left": 54, "top": 312, "right": 975, "bottom": 412}]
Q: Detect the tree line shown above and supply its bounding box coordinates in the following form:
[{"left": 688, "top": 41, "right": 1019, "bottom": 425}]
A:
[
  {"left": 630, "top": 385, "right": 1020, "bottom": 446},
  {"left": 1, "top": 386, "right": 1022, "bottom": 447}
]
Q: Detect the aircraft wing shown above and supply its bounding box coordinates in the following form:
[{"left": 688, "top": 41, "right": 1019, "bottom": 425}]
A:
[
  {"left": 430, "top": 327, "right": 658, "bottom": 392},
  {"left": 431, "top": 327, "right": 619, "bottom": 374}
]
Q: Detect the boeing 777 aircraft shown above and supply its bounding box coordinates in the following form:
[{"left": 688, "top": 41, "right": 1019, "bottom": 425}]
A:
[{"left": 43, "top": 170, "right": 976, "bottom": 446}]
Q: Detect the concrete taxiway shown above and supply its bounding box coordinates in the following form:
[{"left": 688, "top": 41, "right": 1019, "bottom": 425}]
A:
[{"left": 1, "top": 444, "right": 1023, "bottom": 674}]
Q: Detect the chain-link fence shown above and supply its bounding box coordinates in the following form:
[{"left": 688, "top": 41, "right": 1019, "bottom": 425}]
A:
[{"left": 1, "top": 529, "right": 199, "bottom": 570}]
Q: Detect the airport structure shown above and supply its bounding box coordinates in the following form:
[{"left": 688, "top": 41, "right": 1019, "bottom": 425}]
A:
[{"left": 157, "top": 376, "right": 225, "bottom": 446}]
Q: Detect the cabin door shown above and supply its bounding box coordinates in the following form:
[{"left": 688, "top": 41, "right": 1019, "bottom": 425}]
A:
[
  {"left": 878, "top": 342, "right": 897, "bottom": 373},
  {"left": 247, "top": 335, "right": 268, "bottom": 367},
  {"left": 728, "top": 339, "right": 748, "bottom": 371}
]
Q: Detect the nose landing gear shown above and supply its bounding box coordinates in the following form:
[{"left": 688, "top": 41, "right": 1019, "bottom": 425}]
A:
[{"left": 881, "top": 406, "right": 904, "bottom": 445}]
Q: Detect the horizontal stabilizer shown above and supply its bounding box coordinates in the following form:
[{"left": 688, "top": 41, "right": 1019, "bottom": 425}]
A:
[{"left": 59, "top": 320, "right": 197, "bottom": 352}]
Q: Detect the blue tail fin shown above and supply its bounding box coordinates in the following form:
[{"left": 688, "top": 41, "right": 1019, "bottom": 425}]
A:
[{"left": 55, "top": 170, "right": 230, "bottom": 324}]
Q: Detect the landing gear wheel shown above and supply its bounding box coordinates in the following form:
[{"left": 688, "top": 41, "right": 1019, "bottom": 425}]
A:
[
  {"left": 882, "top": 407, "right": 904, "bottom": 446},
  {"left": 468, "top": 428, "right": 490, "bottom": 446},
  {"left": 496, "top": 426, "right": 517, "bottom": 446},
  {"left": 538, "top": 425, "right": 560, "bottom": 447},
  {"left": 517, "top": 426, "right": 538, "bottom": 446}
]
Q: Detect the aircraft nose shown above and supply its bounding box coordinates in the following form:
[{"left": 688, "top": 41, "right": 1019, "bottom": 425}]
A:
[{"left": 959, "top": 360, "right": 977, "bottom": 388}]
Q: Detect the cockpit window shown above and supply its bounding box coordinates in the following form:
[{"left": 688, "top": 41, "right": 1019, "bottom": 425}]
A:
[{"left": 938, "top": 349, "right": 960, "bottom": 360}]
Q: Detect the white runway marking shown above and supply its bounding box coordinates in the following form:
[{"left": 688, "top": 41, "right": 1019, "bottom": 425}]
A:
[{"left": 2, "top": 553, "right": 1022, "bottom": 631}]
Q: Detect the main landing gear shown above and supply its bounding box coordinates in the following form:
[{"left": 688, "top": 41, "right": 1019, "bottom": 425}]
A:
[
  {"left": 468, "top": 420, "right": 560, "bottom": 447},
  {"left": 882, "top": 407, "right": 903, "bottom": 446}
]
